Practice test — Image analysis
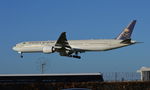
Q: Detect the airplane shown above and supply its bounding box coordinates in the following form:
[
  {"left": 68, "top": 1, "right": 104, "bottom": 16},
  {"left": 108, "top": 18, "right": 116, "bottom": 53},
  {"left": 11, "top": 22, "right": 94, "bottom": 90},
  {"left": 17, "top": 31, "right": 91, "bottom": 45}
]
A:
[{"left": 13, "top": 20, "right": 138, "bottom": 59}]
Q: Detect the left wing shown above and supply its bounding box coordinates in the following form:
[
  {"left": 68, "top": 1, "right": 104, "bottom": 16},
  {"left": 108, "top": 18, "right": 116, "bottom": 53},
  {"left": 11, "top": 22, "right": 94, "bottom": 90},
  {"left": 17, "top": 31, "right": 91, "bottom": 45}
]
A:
[
  {"left": 54, "top": 32, "right": 81, "bottom": 59},
  {"left": 55, "top": 32, "right": 71, "bottom": 50}
]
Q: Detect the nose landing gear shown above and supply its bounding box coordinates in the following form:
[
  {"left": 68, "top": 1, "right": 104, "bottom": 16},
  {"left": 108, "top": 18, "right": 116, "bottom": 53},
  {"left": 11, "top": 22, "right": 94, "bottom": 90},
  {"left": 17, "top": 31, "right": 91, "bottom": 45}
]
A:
[{"left": 18, "top": 52, "right": 23, "bottom": 58}]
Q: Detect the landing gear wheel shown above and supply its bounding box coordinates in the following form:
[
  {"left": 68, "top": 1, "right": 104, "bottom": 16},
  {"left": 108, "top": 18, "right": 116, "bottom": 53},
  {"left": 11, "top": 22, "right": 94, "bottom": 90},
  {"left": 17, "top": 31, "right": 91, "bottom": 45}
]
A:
[
  {"left": 21, "top": 55, "right": 23, "bottom": 58},
  {"left": 73, "top": 55, "right": 81, "bottom": 59},
  {"left": 20, "top": 52, "right": 23, "bottom": 58}
]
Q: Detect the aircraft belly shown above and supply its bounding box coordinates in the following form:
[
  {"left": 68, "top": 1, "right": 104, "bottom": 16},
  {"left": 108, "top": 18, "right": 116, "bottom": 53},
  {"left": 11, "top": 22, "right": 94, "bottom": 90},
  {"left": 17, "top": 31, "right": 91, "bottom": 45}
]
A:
[
  {"left": 19, "top": 47, "right": 43, "bottom": 53},
  {"left": 71, "top": 45, "right": 111, "bottom": 51},
  {"left": 71, "top": 44, "right": 129, "bottom": 51}
]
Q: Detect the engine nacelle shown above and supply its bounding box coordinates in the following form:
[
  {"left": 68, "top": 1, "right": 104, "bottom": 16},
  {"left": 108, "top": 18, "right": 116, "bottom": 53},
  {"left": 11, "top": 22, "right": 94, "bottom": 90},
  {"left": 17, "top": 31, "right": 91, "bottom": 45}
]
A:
[{"left": 43, "top": 46, "right": 54, "bottom": 53}]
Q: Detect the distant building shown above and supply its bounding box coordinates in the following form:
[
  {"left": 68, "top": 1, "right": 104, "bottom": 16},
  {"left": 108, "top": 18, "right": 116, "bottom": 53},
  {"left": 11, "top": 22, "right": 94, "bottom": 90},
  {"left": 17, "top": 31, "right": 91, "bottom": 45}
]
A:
[
  {"left": 0, "top": 73, "right": 103, "bottom": 83},
  {"left": 137, "top": 67, "right": 150, "bottom": 81}
]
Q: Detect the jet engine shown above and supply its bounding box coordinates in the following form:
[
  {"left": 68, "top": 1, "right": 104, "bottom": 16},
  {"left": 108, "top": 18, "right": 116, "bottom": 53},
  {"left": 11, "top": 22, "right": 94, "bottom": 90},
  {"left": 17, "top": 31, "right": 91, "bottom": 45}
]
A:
[{"left": 43, "top": 46, "right": 55, "bottom": 53}]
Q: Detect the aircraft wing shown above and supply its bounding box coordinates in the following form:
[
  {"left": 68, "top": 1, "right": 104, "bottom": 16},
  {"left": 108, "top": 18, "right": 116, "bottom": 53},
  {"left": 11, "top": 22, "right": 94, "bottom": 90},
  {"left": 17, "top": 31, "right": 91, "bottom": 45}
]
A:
[
  {"left": 55, "top": 32, "right": 71, "bottom": 50},
  {"left": 54, "top": 32, "right": 81, "bottom": 59}
]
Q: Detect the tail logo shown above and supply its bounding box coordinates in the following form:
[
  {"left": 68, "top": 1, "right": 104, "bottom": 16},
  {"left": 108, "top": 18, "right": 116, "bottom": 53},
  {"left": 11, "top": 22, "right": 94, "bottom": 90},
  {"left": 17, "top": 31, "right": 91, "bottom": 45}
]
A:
[
  {"left": 124, "top": 29, "right": 130, "bottom": 33},
  {"left": 121, "top": 28, "right": 130, "bottom": 38}
]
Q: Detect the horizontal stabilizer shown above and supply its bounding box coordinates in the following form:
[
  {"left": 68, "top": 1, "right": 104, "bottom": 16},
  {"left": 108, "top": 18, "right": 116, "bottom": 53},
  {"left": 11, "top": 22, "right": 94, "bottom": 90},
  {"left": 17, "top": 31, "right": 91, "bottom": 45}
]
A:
[{"left": 120, "top": 39, "right": 131, "bottom": 44}]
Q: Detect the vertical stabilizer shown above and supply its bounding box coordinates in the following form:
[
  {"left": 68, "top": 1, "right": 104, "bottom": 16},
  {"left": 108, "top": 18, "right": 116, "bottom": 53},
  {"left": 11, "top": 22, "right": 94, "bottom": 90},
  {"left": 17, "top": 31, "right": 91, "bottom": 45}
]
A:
[{"left": 116, "top": 20, "right": 136, "bottom": 40}]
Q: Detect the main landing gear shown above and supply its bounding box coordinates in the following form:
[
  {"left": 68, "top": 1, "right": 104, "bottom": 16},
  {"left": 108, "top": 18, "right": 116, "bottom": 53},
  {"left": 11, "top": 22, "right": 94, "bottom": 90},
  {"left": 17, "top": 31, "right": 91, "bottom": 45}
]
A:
[
  {"left": 68, "top": 55, "right": 81, "bottom": 59},
  {"left": 73, "top": 55, "right": 81, "bottom": 59},
  {"left": 68, "top": 52, "right": 81, "bottom": 59}
]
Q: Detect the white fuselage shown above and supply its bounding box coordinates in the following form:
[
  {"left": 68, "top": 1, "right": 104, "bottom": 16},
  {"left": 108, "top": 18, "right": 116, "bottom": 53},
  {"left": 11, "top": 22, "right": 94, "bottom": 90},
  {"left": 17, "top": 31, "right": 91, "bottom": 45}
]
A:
[{"left": 12, "top": 39, "right": 136, "bottom": 53}]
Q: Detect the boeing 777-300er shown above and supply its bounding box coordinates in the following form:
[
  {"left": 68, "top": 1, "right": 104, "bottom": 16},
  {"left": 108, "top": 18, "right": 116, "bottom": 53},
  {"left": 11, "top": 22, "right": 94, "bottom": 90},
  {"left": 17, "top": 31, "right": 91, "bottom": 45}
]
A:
[{"left": 13, "top": 20, "right": 138, "bottom": 59}]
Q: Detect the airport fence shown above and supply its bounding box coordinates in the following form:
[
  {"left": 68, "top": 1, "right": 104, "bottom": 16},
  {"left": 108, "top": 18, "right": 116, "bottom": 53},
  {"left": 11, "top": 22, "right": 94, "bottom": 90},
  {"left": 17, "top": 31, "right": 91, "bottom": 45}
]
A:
[{"left": 102, "top": 72, "right": 141, "bottom": 82}]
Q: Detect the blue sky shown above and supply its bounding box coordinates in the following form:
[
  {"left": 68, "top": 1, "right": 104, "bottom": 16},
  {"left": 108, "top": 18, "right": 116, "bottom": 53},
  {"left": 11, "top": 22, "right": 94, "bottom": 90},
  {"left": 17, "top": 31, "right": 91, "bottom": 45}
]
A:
[{"left": 0, "top": 0, "right": 149, "bottom": 74}]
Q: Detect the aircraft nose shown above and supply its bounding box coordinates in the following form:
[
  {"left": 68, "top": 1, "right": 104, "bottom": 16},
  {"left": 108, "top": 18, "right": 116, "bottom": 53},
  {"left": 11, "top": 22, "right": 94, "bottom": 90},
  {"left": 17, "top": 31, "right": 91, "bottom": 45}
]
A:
[{"left": 12, "top": 46, "right": 18, "bottom": 51}]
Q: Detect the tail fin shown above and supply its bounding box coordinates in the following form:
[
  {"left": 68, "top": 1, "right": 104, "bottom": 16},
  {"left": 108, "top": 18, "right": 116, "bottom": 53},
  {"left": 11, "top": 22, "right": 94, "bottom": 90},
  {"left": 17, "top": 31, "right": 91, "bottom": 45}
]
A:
[{"left": 116, "top": 20, "right": 136, "bottom": 40}]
